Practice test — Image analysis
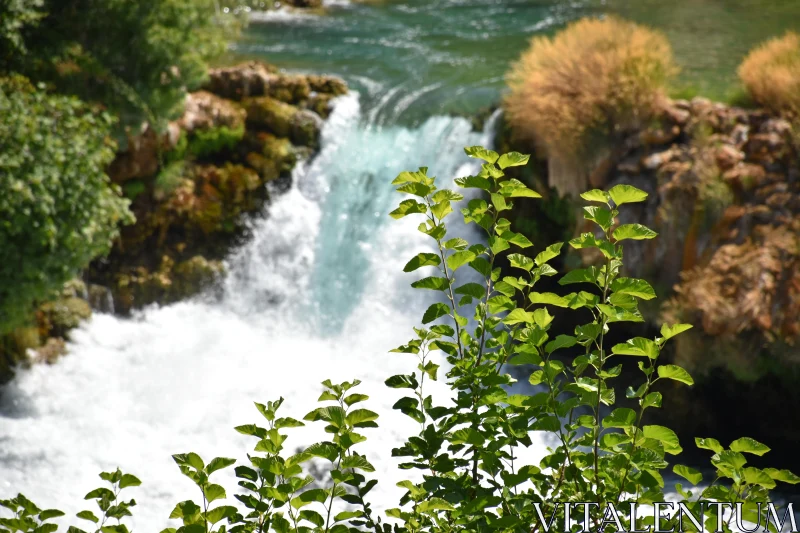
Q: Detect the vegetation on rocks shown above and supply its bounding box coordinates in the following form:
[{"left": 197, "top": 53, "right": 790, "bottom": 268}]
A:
[
  {"left": 90, "top": 61, "right": 347, "bottom": 316},
  {"left": 505, "top": 17, "right": 677, "bottom": 198}
]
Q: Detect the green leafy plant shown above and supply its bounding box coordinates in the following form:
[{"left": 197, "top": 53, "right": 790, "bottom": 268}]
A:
[
  {"left": 0, "top": 75, "right": 133, "bottom": 333},
  {"left": 2, "top": 146, "right": 798, "bottom": 533}
]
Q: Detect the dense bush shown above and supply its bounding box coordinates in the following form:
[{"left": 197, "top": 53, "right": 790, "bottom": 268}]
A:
[
  {"left": 505, "top": 17, "right": 676, "bottom": 195},
  {"left": 0, "top": 75, "right": 133, "bottom": 332},
  {"left": 1, "top": 0, "right": 238, "bottom": 130},
  {"left": 0, "top": 0, "right": 45, "bottom": 60},
  {"left": 738, "top": 31, "right": 800, "bottom": 118},
  {"left": 2, "top": 146, "right": 797, "bottom": 533}
]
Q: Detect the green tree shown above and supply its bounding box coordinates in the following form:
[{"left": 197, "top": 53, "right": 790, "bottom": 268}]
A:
[
  {"left": 0, "top": 75, "right": 133, "bottom": 332},
  {"left": 2, "top": 0, "right": 237, "bottom": 131}
]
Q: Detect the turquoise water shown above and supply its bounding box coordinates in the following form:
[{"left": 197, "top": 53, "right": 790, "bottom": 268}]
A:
[{"left": 236, "top": 0, "right": 800, "bottom": 119}]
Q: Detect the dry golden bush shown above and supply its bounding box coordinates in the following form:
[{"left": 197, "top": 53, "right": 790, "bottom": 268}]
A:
[
  {"left": 505, "top": 17, "right": 677, "bottom": 174},
  {"left": 738, "top": 31, "right": 800, "bottom": 118}
]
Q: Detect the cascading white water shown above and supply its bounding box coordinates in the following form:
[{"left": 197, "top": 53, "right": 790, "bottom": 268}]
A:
[{"left": 0, "top": 93, "right": 551, "bottom": 531}]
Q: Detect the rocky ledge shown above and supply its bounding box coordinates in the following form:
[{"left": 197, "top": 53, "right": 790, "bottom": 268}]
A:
[{"left": 0, "top": 61, "right": 347, "bottom": 384}]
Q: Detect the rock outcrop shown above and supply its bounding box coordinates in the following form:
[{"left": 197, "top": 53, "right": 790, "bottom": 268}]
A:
[{"left": 92, "top": 61, "right": 347, "bottom": 315}]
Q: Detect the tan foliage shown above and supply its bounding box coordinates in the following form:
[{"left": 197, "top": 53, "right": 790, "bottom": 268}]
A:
[
  {"left": 738, "top": 32, "right": 800, "bottom": 118},
  {"left": 505, "top": 17, "right": 677, "bottom": 168}
]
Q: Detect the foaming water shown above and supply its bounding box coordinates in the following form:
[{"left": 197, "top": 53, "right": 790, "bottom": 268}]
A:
[{"left": 0, "top": 95, "right": 549, "bottom": 530}]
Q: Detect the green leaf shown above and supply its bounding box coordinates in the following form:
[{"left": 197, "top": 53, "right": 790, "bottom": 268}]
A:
[
  {"left": 418, "top": 498, "right": 457, "bottom": 513},
  {"left": 499, "top": 179, "right": 541, "bottom": 198},
  {"left": 611, "top": 278, "right": 656, "bottom": 300},
  {"left": 385, "top": 374, "right": 418, "bottom": 389},
  {"left": 403, "top": 253, "right": 441, "bottom": 272},
  {"left": 660, "top": 323, "right": 693, "bottom": 341},
  {"left": 559, "top": 267, "right": 599, "bottom": 286},
  {"left": 583, "top": 206, "right": 614, "bottom": 232},
  {"left": 206, "top": 458, "right": 236, "bottom": 476},
  {"left": 497, "top": 152, "right": 530, "bottom": 169},
  {"left": 608, "top": 184, "right": 648, "bottom": 205},
  {"left": 503, "top": 309, "right": 535, "bottom": 325},
  {"left": 545, "top": 335, "right": 577, "bottom": 353},
  {"left": 444, "top": 238, "right": 470, "bottom": 251},
  {"left": 673, "top": 465, "right": 703, "bottom": 485},
  {"left": 291, "top": 489, "right": 327, "bottom": 509},
  {"left": 422, "top": 303, "right": 450, "bottom": 324},
  {"left": 603, "top": 408, "right": 636, "bottom": 428},
  {"left": 611, "top": 338, "right": 659, "bottom": 358},
  {"left": 643, "top": 425, "right": 682, "bottom": 454},
  {"left": 299, "top": 510, "right": 325, "bottom": 528},
  {"left": 451, "top": 428, "right": 485, "bottom": 446},
  {"left": 764, "top": 469, "right": 800, "bottom": 484},
  {"left": 695, "top": 437, "right": 724, "bottom": 454},
  {"left": 455, "top": 175, "right": 491, "bottom": 190},
  {"left": 411, "top": 276, "right": 449, "bottom": 291},
  {"left": 340, "top": 455, "right": 376, "bottom": 472},
  {"left": 643, "top": 392, "right": 662, "bottom": 409},
  {"left": 581, "top": 189, "right": 610, "bottom": 204},
  {"left": 613, "top": 224, "right": 658, "bottom": 241},
  {"left": 534, "top": 243, "right": 563, "bottom": 266},
  {"left": 744, "top": 467, "right": 776, "bottom": 489},
  {"left": 76, "top": 511, "right": 99, "bottom": 523},
  {"left": 657, "top": 364, "right": 694, "bottom": 385},
  {"left": 508, "top": 253, "right": 534, "bottom": 272},
  {"left": 464, "top": 146, "right": 499, "bottom": 164},
  {"left": 346, "top": 409, "right": 379, "bottom": 427},
  {"left": 396, "top": 182, "right": 432, "bottom": 197},
  {"left": 447, "top": 250, "right": 477, "bottom": 271},
  {"left": 39, "top": 510, "right": 65, "bottom": 521},
  {"left": 118, "top": 474, "right": 142, "bottom": 489},
  {"left": 203, "top": 484, "right": 226, "bottom": 503},
  {"left": 432, "top": 189, "right": 464, "bottom": 203},
  {"left": 206, "top": 506, "right": 237, "bottom": 525},
  {"left": 389, "top": 199, "right": 426, "bottom": 219},
  {"left": 454, "top": 283, "right": 485, "bottom": 299},
  {"left": 529, "top": 292, "right": 569, "bottom": 308},
  {"left": 730, "top": 437, "right": 771, "bottom": 456}
]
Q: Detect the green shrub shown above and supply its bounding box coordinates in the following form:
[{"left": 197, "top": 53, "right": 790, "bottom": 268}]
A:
[
  {"left": 2, "top": 0, "right": 239, "bottom": 130},
  {"left": 2, "top": 146, "right": 797, "bottom": 533},
  {"left": 0, "top": 75, "right": 133, "bottom": 332},
  {"left": 738, "top": 31, "right": 800, "bottom": 118}
]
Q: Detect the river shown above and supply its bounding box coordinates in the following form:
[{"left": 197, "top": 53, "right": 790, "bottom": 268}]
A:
[{"left": 1, "top": 0, "right": 798, "bottom": 529}]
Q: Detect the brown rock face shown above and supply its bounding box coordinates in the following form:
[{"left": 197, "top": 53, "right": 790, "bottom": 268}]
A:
[
  {"left": 107, "top": 123, "right": 181, "bottom": 183},
  {"left": 178, "top": 91, "right": 246, "bottom": 134}
]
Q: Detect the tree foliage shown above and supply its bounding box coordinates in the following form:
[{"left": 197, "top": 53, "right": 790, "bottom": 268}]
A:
[
  {"left": 2, "top": 0, "right": 237, "bottom": 130},
  {"left": 1, "top": 147, "right": 797, "bottom": 533},
  {"left": 0, "top": 75, "right": 133, "bottom": 332}
]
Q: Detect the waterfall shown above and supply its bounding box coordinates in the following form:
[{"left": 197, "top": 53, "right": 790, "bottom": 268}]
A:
[{"left": 0, "top": 94, "right": 550, "bottom": 531}]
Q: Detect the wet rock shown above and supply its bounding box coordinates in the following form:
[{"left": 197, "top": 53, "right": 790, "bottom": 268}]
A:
[
  {"left": 205, "top": 61, "right": 279, "bottom": 101},
  {"left": 640, "top": 124, "right": 680, "bottom": 146},
  {"left": 290, "top": 109, "right": 323, "bottom": 149},
  {"left": 39, "top": 297, "right": 92, "bottom": 338},
  {"left": 244, "top": 96, "right": 297, "bottom": 138},
  {"left": 179, "top": 91, "right": 246, "bottom": 134},
  {"left": 715, "top": 144, "right": 745, "bottom": 170},
  {"left": 108, "top": 123, "right": 181, "bottom": 183},
  {"left": 307, "top": 75, "right": 348, "bottom": 96}
]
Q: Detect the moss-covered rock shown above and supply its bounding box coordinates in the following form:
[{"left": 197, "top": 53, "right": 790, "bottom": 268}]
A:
[
  {"left": 243, "top": 96, "right": 297, "bottom": 138},
  {"left": 290, "top": 109, "right": 323, "bottom": 149},
  {"left": 113, "top": 255, "right": 224, "bottom": 311},
  {"left": 39, "top": 297, "right": 92, "bottom": 338}
]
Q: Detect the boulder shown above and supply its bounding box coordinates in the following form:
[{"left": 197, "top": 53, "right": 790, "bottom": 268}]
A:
[
  {"left": 179, "top": 91, "right": 246, "bottom": 134},
  {"left": 290, "top": 109, "right": 323, "bottom": 149}
]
